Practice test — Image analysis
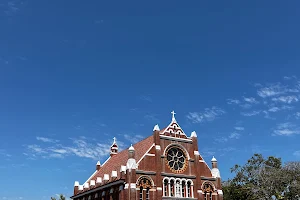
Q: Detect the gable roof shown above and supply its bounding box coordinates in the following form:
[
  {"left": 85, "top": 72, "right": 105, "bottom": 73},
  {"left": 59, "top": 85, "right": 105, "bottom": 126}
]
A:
[{"left": 80, "top": 135, "right": 154, "bottom": 193}]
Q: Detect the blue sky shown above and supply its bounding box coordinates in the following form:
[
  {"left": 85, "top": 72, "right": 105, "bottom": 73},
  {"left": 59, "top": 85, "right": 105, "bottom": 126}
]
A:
[{"left": 1, "top": 0, "right": 300, "bottom": 199}]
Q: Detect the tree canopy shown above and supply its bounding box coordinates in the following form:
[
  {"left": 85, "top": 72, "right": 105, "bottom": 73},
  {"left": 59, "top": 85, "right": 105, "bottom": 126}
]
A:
[
  {"left": 50, "top": 194, "right": 66, "bottom": 200},
  {"left": 222, "top": 154, "right": 300, "bottom": 200}
]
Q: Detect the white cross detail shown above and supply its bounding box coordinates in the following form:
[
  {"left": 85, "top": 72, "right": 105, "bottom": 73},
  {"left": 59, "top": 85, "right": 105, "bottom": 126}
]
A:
[
  {"left": 113, "top": 137, "right": 116, "bottom": 144},
  {"left": 171, "top": 110, "right": 176, "bottom": 121}
]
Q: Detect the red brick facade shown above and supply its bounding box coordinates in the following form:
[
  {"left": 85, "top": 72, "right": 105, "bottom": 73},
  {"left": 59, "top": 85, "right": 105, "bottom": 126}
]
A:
[{"left": 71, "top": 112, "right": 223, "bottom": 200}]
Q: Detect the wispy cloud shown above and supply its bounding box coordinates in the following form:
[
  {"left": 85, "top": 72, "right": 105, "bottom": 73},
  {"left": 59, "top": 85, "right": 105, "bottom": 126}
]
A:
[
  {"left": 123, "top": 134, "right": 144, "bottom": 144},
  {"left": 186, "top": 106, "right": 225, "bottom": 123},
  {"left": 243, "top": 97, "right": 259, "bottom": 104},
  {"left": 272, "top": 96, "right": 299, "bottom": 104},
  {"left": 295, "top": 112, "right": 300, "bottom": 119},
  {"left": 234, "top": 127, "right": 245, "bottom": 131},
  {"left": 257, "top": 83, "right": 288, "bottom": 98},
  {"left": 227, "top": 99, "right": 240, "bottom": 105},
  {"left": 273, "top": 122, "right": 300, "bottom": 136},
  {"left": 241, "top": 110, "right": 261, "bottom": 117},
  {"left": 139, "top": 95, "right": 152, "bottom": 102},
  {"left": 0, "top": 149, "right": 12, "bottom": 157},
  {"left": 25, "top": 137, "right": 120, "bottom": 160},
  {"left": 229, "top": 132, "right": 240, "bottom": 139},
  {"left": 36, "top": 137, "right": 59, "bottom": 143},
  {"left": 1, "top": 0, "right": 24, "bottom": 16}
]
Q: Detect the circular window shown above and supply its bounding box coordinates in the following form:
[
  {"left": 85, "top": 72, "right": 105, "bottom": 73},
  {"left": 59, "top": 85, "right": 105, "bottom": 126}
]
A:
[{"left": 165, "top": 146, "right": 187, "bottom": 173}]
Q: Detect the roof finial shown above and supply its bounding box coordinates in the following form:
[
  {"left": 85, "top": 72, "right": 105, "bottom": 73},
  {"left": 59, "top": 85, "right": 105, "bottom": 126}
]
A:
[
  {"left": 113, "top": 137, "right": 116, "bottom": 144},
  {"left": 171, "top": 110, "right": 176, "bottom": 122}
]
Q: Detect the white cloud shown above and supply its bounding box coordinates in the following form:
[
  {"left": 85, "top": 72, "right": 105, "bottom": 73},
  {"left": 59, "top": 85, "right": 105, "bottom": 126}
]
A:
[
  {"left": 229, "top": 132, "right": 240, "bottom": 139},
  {"left": 272, "top": 96, "right": 299, "bottom": 104},
  {"left": 26, "top": 137, "right": 117, "bottom": 160},
  {"left": 123, "top": 134, "right": 144, "bottom": 144},
  {"left": 227, "top": 99, "right": 240, "bottom": 105},
  {"left": 36, "top": 137, "right": 59, "bottom": 143},
  {"left": 186, "top": 107, "right": 225, "bottom": 123},
  {"left": 295, "top": 112, "right": 300, "bottom": 119},
  {"left": 243, "top": 97, "right": 259, "bottom": 104},
  {"left": 241, "top": 110, "right": 261, "bottom": 116},
  {"left": 234, "top": 127, "right": 245, "bottom": 131},
  {"left": 268, "top": 107, "right": 280, "bottom": 112},
  {"left": 273, "top": 122, "right": 300, "bottom": 136},
  {"left": 257, "top": 83, "right": 287, "bottom": 98}
]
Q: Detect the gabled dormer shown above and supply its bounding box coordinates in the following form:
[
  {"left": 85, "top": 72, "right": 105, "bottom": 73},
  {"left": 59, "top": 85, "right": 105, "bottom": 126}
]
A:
[{"left": 159, "top": 111, "right": 188, "bottom": 139}]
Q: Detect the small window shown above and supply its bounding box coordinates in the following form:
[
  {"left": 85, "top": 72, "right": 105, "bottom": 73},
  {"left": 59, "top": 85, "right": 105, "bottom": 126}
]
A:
[
  {"left": 146, "top": 188, "right": 150, "bottom": 200},
  {"left": 139, "top": 187, "right": 143, "bottom": 200}
]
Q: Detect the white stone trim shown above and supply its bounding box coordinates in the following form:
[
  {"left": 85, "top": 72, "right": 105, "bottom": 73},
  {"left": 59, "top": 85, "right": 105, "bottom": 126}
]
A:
[
  {"left": 90, "top": 180, "right": 95, "bottom": 186},
  {"left": 218, "top": 190, "right": 223, "bottom": 195},
  {"left": 84, "top": 183, "right": 89, "bottom": 189},
  {"left": 74, "top": 181, "right": 79, "bottom": 187},
  {"left": 130, "top": 183, "right": 136, "bottom": 188},
  {"left": 137, "top": 144, "right": 155, "bottom": 164},
  {"left": 157, "top": 187, "right": 162, "bottom": 191},
  {"left": 194, "top": 151, "right": 200, "bottom": 156},
  {"left": 78, "top": 185, "right": 83, "bottom": 191},
  {"left": 145, "top": 153, "right": 155, "bottom": 156},
  {"left": 153, "top": 124, "right": 160, "bottom": 131},
  {"left": 124, "top": 183, "right": 129, "bottom": 189},
  {"left": 155, "top": 145, "right": 161, "bottom": 150},
  {"left": 160, "top": 120, "right": 187, "bottom": 137},
  {"left": 96, "top": 177, "right": 102, "bottom": 184},
  {"left": 160, "top": 135, "right": 192, "bottom": 143},
  {"left": 111, "top": 170, "right": 117, "bottom": 178},
  {"left": 103, "top": 174, "right": 109, "bottom": 181}
]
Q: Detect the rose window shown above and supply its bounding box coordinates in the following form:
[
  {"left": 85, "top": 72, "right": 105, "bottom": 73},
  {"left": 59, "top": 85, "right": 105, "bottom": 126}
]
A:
[{"left": 165, "top": 146, "right": 187, "bottom": 173}]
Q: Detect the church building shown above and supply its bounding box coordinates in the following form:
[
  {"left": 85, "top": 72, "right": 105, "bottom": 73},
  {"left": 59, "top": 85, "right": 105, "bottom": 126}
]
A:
[{"left": 71, "top": 111, "right": 223, "bottom": 200}]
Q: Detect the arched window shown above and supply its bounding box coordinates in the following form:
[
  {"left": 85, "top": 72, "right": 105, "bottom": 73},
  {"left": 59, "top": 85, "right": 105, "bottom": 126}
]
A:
[
  {"left": 163, "top": 179, "right": 168, "bottom": 196},
  {"left": 187, "top": 181, "right": 191, "bottom": 197},
  {"left": 137, "top": 176, "right": 152, "bottom": 200},
  {"left": 139, "top": 186, "right": 143, "bottom": 200},
  {"left": 203, "top": 183, "right": 214, "bottom": 200},
  {"left": 181, "top": 180, "right": 186, "bottom": 197},
  {"left": 162, "top": 178, "right": 193, "bottom": 198},
  {"left": 146, "top": 188, "right": 150, "bottom": 200},
  {"left": 170, "top": 179, "right": 175, "bottom": 197},
  {"left": 175, "top": 180, "right": 181, "bottom": 197}
]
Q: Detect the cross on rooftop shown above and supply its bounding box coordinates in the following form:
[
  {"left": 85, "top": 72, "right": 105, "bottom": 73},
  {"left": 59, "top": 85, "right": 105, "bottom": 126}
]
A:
[
  {"left": 113, "top": 137, "right": 116, "bottom": 144},
  {"left": 171, "top": 110, "right": 176, "bottom": 121}
]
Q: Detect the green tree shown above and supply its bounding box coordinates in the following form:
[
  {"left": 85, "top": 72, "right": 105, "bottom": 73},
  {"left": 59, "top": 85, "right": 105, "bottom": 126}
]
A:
[
  {"left": 50, "top": 194, "right": 66, "bottom": 200},
  {"left": 223, "top": 154, "right": 300, "bottom": 200}
]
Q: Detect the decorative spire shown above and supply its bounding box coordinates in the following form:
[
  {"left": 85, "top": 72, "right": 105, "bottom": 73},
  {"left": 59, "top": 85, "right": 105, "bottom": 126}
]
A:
[
  {"left": 112, "top": 137, "right": 117, "bottom": 145},
  {"left": 191, "top": 131, "right": 197, "bottom": 137},
  {"left": 96, "top": 160, "right": 101, "bottom": 170},
  {"left": 129, "top": 144, "right": 135, "bottom": 151},
  {"left": 211, "top": 156, "right": 217, "bottom": 162},
  {"left": 171, "top": 110, "right": 177, "bottom": 122},
  {"left": 153, "top": 124, "right": 160, "bottom": 131},
  {"left": 110, "top": 137, "right": 118, "bottom": 156}
]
